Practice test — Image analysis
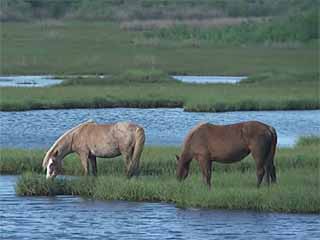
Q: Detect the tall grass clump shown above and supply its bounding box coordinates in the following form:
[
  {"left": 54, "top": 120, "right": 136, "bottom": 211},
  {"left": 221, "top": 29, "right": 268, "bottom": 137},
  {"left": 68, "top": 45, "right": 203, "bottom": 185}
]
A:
[
  {"left": 1, "top": 0, "right": 318, "bottom": 22},
  {"left": 110, "top": 69, "right": 178, "bottom": 84},
  {"left": 60, "top": 69, "right": 178, "bottom": 86},
  {"left": 16, "top": 172, "right": 96, "bottom": 196},
  {"left": 143, "top": 10, "right": 319, "bottom": 44},
  {"left": 296, "top": 136, "right": 320, "bottom": 147},
  {"left": 16, "top": 172, "right": 68, "bottom": 196}
]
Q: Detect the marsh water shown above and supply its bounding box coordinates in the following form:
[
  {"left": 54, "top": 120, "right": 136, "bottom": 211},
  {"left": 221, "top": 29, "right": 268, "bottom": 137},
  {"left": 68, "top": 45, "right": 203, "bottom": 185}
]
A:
[
  {"left": 1, "top": 175, "right": 319, "bottom": 240},
  {"left": 0, "top": 75, "right": 62, "bottom": 87},
  {"left": 0, "top": 108, "right": 319, "bottom": 149},
  {"left": 172, "top": 75, "right": 246, "bottom": 83}
]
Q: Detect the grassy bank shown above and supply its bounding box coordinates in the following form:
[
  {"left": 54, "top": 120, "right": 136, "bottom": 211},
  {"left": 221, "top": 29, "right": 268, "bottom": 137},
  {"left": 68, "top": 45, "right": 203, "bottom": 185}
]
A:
[
  {"left": 2, "top": 137, "right": 319, "bottom": 212},
  {"left": 16, "top": 169, "right": 319, "bottom": 213}
]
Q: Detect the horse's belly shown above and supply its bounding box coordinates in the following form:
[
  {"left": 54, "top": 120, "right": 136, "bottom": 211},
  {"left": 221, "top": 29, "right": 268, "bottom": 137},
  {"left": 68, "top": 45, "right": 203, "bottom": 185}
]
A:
[
  {"left": 213, "top": 147, "right": 250, "bottom": 163},
  {"left": 91, "top": 144, "right": 121, "bottom": 158},
  {"left": 98, "top": 150, "right": 121, "bottom": 158}
]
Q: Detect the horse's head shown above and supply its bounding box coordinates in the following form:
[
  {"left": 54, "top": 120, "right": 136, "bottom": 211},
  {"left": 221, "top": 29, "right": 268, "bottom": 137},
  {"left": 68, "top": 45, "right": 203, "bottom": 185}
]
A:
[
  {"left": 43, "top": 149, "right": 61, "bottom": 179},
  {"left": 176, "top": 155, "right": 189, "bottom": 181}
]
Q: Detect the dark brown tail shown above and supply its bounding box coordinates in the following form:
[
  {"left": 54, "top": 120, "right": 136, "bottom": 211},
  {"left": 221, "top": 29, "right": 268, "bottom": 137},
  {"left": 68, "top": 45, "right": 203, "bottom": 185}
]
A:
[
  {"left": 127, "top": 127, "right": 145, "bottom": 177},
  {"left": 266, "top": 126, "right": 277, "bottom": 184}
]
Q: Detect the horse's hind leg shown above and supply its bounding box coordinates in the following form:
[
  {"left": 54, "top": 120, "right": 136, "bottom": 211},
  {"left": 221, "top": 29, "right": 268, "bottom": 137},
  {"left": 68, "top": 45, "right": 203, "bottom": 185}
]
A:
[
  {"left": 122, "top": 152, "right": 133, "bottom": 178},
  {"left": 256, "top": 163, "right": 265, "bottom": 188},
  {"left": 267, "top": 144, "right": 277, "bottom": 184},
  {"left": 251, "top": 145, "right": 268, "bottom": 188},
  {"left": 264, "top": 136, "right": 276, "bottom": 185}
]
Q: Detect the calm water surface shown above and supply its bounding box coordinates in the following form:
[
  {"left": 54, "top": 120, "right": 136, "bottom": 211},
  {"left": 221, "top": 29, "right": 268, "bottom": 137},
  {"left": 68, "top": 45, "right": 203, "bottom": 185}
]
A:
[
  {"left": 0, "top": 76, "right": 62, "bottom": 87},
  {"left": 0, "top": 108, "right": 319, "bottom": 149},
  {"left": 1, "top": 176, "right": 319, "bottom": 240},
  {"left": 172, "top": 75, "right": 246, "bottom": 83}
]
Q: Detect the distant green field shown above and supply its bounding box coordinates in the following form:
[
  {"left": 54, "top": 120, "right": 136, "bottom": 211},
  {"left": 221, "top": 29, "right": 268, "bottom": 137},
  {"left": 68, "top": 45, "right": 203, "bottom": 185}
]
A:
[
  {"left": 1, "top": 22, "right": 317, "bottom": 75},
  {"left": 6, "top": 137, "right": 320, "bottom": 213}
]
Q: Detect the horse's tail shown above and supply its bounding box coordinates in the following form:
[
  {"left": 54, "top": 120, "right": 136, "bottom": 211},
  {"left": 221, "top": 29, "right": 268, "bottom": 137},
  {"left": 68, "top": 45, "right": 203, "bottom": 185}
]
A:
[
  {"left": 127, "top": 126, "right": 145, "bottom": 177},
  {"left": 266, "top": 126, "right": 277, "bottom": 184}
]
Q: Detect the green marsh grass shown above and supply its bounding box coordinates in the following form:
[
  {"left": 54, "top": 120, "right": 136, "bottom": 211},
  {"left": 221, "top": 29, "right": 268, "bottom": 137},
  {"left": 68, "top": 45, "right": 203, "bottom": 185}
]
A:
[
  {"left": 296, "top": 136, "right": 320, "bottom": 147},
  {"left": 142, "top": 9, "right": 318, "bottom": 44},
  {"left": 60, "top": 69, "right": 178, "bottom": 86},
  {"left": 2, "top": 21, "right": 317, "bottom": 75},
  {"left": 3, "top": 0, "right": 316, "bottom": 22}
]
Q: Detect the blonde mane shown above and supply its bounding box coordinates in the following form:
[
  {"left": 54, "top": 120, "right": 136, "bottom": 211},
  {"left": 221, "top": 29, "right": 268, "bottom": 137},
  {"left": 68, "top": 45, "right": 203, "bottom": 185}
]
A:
[{"left": 42, "top": 119, "right": 95, "bottom": 168}]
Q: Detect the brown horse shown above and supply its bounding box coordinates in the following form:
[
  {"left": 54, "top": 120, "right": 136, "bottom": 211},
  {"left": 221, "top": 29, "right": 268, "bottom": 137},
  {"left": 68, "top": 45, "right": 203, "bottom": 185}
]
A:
[
  {"left": 176, "top": 121, "right": 277, "bottom": 188},
  {"left": 42, "top": 120, "right": 145, "bottom": 179}
]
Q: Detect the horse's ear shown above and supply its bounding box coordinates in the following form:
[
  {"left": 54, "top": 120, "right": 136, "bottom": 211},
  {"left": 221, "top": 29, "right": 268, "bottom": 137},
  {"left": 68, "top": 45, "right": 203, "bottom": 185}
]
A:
[{"left": 175, "top": 155, "right": 180, "bottom": 161}]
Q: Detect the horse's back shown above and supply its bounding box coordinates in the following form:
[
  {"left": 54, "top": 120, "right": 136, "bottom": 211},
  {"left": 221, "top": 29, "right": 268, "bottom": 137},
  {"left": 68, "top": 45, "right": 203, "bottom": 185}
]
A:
[
  {"left": 114, "top": 122, "right": 142, "bottom": 133},
  {"left": 188, "top": 122, "right": 245, "bottom": 145},
  {"left": 72, "top": 122, "right": 121, "bottom": 156},
  {"left": 241, "top": 121, "right": 275, "bottom": 145}
]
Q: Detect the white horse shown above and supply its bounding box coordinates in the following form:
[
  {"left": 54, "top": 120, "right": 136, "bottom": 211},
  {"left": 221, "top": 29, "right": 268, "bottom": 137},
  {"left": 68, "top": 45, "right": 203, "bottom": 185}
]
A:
[{"left": 42, "top": 120, "right": 145, "bottom": 179}]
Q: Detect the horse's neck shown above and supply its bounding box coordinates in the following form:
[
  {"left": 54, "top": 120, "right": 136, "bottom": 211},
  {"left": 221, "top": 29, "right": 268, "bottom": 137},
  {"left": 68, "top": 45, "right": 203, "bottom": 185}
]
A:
[
  {"left": 180, "top": 145, "right": 193, "bottom": 164},
  {"left": 52, "top": 132, "right": 74, "bottom": 160}
]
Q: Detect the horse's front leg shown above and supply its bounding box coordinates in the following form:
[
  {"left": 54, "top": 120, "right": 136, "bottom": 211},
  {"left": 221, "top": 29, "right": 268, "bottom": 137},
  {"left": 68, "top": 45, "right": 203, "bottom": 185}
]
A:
[
  {"left": 79, "top": 152, "right": 89, "bottom": 176},
  {"left": 89, "top": 154, "right": 97, "bottom": 176},
  {"left": 197, "top": 154, "right": 212, "bottom": 189}
]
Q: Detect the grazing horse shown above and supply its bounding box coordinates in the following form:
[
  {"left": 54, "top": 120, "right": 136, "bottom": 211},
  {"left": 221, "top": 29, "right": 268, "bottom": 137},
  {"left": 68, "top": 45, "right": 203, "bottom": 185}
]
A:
[
  {"left": 176, "top": 121, "right": 277, "bottom": 188},
  {"left": 42, "top": 120, "right": 145, "bottom": 179}
]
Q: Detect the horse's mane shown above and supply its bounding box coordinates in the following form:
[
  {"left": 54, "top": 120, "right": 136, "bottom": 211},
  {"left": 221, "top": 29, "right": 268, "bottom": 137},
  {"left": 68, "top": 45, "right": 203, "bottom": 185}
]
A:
[
  {"left": 182, "top": 122, "right": 207, "bottom": 149},
  {"left": 42, "top": 119, "right": 95, "bottom": 168}
]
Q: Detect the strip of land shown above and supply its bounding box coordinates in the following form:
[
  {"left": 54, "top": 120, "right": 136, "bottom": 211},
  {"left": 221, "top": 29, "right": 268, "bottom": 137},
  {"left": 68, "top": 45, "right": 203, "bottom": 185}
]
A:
[{"left": 0, "top": 71, "right": 318, "bottom": 112}]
